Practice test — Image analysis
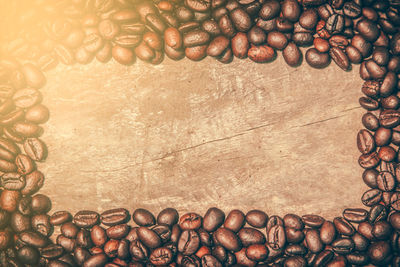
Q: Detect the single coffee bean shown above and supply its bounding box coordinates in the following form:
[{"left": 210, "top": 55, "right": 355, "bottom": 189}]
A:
[
  {"left": 378, "top": 146, "right": 396, "bottom": 162},
  {"left": 207, "top": 36, "right": 230, "bottom": 57},
  {"left": 248, "top": 45, "right": 276, "bottom": 63},
  {"left": 351, "top": 35, "right": 372, "bottom": 58},
  {"left": 367, "top": 241, "right": 391, "bottom": 264},
  {"left": 101, "top": 208, "right": 129, "bottom": 226},
  {"left": 283, "top": 42, "right": 301, "bottom": 67},
  {"left": 357, "top": 129, "right": 375, "bottom": 154},
  {"left": 157, "top": 207, "right": 179, "bottom": 226},
  {"left": 150, "top": 247, "right": 173, "bottom": 266},
  {"left": 343, "top": 208, "right": 368, "bottom": 223},
  {"left": 13, "top": 88, "right": 42, "bottom": 109},
  {"left": 23, "top": 138, "right": 47, "bottom": 161},
  {"left": 245, "top": 209, "right": 268, "bottom": 228},
  {"left": 106, "top": 224, "right": 130, "bottom": 239},
  {"left": 326, "top": 14, "right": 344, "bottom": 34},
  {"left": 230, "top": 8, "right": 252, "bottom": 32},
  {"left": 202, "top": 207, "right": 225, "bottom": 232},
  {"left": 214, "top": 228, "right": 242, "bottom": 252},
  {"left": 362, "top": 112, "right": 379, "bottom": 131},
  {"left": 73, "top": 210, "right": 100, "bottom": 228},
  {"left": 185, "top": 45, "right": 208, "bottom": 61},
  {"left": 358, "top": 152, "right": 380, "bottom": 169},
  {"left": 132, "top": 208, "right": 156, "bottom": 226},
  {"left": 219, "top": 15, "right": 236, "bottom": 38},
  {"left": 137, "top": 226, "right": 161, "bottom": 248},
  {"left": 375, "top": 127, "right": 392, "bottom": 146},
  {"left": 330, "top": 47, "right": 349, "bottom": 70},
  {"left": 362, "top": 189, "right": 382, "bottom": 206},
  {"left": 247, "top": 26, "right": 266, "bottom": 45},
  {"left": 331, "top": 238, "right": 355, "bottom": 254},
  {"left": 61, "top": 222, "right": 79, "bottom": 239},
  {"left": 267, "top": 225, "right": 286, "bottom": 250},
  {"left": 231, "top": 32, "right": 249, "bottom": 59},
  {"left": 320, "top": 221, "right": 336, "bottom": 245},
  {"left": 1, "top": 172, "right": 25, "bottom": 191},
  {"left": 357, "top": 19, "right": 380, "bottom": 43},
  {"left": 259, "top": 0, "right": 280, "bottom": 20},
  {"left": 299, "top": 9, "right": 318, "bottom": 30},
  {"left": 238, "top": 227, "right": 265, "bottom": 246},
  {"left": 305, "top": 229, "right": 324, "bottom": 253},
  {"left": 305, "top": 48, "right": 330, "bottom": 69},
  {"left": 178, "top": 230, "right": 200, "bottom": 255},
  {"left": 21, "top": 64, "right": 46, "bottom": 89},
  {"left": 267, "top": 31, "right": 288, "bottom": 50}
]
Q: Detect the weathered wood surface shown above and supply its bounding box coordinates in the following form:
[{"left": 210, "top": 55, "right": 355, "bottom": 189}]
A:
[{"left": 39, "top": 53, "right": 366, "bottom": 220}]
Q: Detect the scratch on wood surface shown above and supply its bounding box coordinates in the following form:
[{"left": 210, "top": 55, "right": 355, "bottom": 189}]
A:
[{"left": 81, "top": 122, "right": 276, "bottom": 173}]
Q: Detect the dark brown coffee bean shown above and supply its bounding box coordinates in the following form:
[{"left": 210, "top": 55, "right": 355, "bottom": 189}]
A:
[
  {"left": 178, "top": 230, "right": 200, "bottom": 255},
  {"left": 183, "top": 30, "right": 210, "bottom": 47},
  {"left": 368, "top": 241, "right": 391, "bottom": 265},
  {"left": 214, "top": 228, "right": 241, "bottom": 252},
  {"left": 282, "top": 42, "right": 301, "bottom": 67},
  {"left": 357, "top": 129, "right": 375, "bottom": 154},
  {"left": 150, "top": 247, "right": 173, "bottom": 266},
  {"left": 219, "top": 15, "right": 236, "bottom": 38},
  {"left": 1, "top": 172, "right": 25, "bottom": 191},
  {"left": 299, "top": 9, "right": 317, "bottom": 30},
  {"left": 247, "top": 26, "right": 266, "bottom": 45},
  {"left": 17, "top": 245, "right": 40, "bottom": 265},
  {"left": 74, "top": 210, "right": 100, "bottom": 228},
  {"left": 61, "top": 222, "right": 79, "bottom": 239},
  {"left": 238, "top": 227, "right": 265, "bottom": 247},
  {"left": 207, "top": 36, "right": 230, "bottom": 57},
  {"left": 332, "top": 238, "right": 355, "bottom": 254},
  {"left": 106, "top": 224, "right": 130, "bottom": 240},
  {"left": 345, "top": 45, "right": 362, "bottom": 63},
  {"left": 351, "top": 35, "right": 372, "bottom": 58},
  {"left": 358, "top": 152, "right": 380, "bottom": 169},
  {"left": 305, "top": 48, "right": 330, "bottom": 69},
  {"left": 362, "top": 113, "right": 379, "bottom": 131},
  {"left": 259, "top": 0, "right": 280, "bottom": 20},
  {"left": 245, "top": 210, "right": 267, "bottom": 228},
  {"left": 245, "top": 244, "right": 268, "bottom": 261},
  {"left": 231, "top": 32, "right": 249, "bottom": 59},
  {"left": 343, "top": 208, "right": 368, "bottom": 223},
  {"left": 157, "top": 208, "right": 179, "bottom": 226},
  {"left": 165, "top": 44, "right": 185, "bottom": 60},
  {"left": 267, "top": 31, "right": 288, "bottom": 50},
  {"left": 91, "top": 225, "right": 108, "bottom": 247},
  {"left": 137, "top": 226, "right": 161, "bottom": 248},
  {"left": 320, "top": 221, "right": 336, "bottom": 245},
  {"left": 362, "top": 189, "right": 382, "bottom": 207},
  {"left": 357, "top": 19, "right": 380, "bottom": 43},
  {"left": 83, "top": 254, "right": 107, "bottom": 267},
  {"left": 230, "top": 8, "right": 252, "bottom": 32},
  {"left": 101, "top": 208, "right": 129, "bottom": 226},
  {"left": 366, "top": 59, "right": 387, "bottom": 79},
  {"left": 391, "top": 192, "right": 400, "bottom": 211},
  {"left": 329, "top": 47, "right": 349, "bottom": 70},
  {"left": 185, "top": 45, "right": 208, "bottom": 61},
  {"left": 379, "top": 110, "right": 400, "bottom": 128},
  {"left": 378, "top": 146, "right": 396, "bottom": 161},
  {"left": 132, "top": 208, "right": 156, "bottom": 226},
  {"left": 202, "top": 207, "right": 225, "bottom": 232},
  {"left": 281, "top": 0, "right": 300, "bottom": 22},
  {"left": 40, "top": 244, "right": 64, "bottom": 259},
  {"left": 267, "top": 225, "right": 285, "bottom": 250},
  {"left": 248, "top": 45, "right": 275, "bottom": 63},
  {"left": 305, "top": 229, "right": 323, "bottom": 253},
  {"left": 381, "top": 72, "right": 398, "bottom": 97}
]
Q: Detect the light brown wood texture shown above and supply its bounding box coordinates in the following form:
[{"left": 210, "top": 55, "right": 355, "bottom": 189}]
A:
[{"left": 38, "top": 53, "right": 366, "bottom": 220}]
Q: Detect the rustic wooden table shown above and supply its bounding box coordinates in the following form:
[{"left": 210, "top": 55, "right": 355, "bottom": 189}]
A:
[{"left": 38, "top": 53, "right": 366, "bottom": 220}]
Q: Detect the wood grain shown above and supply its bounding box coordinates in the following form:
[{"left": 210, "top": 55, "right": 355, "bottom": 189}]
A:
[{"left": 38, "top": 53, "right": 367, "bottom": 220}]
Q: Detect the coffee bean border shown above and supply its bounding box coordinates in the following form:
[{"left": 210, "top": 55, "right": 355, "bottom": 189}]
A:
[{"left": 0, "top": 0, "right": 399, "bottom": 266}]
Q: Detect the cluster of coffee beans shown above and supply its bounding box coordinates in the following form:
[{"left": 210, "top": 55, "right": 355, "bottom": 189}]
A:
[
  {"left": 0, "top": 0, "right": 399, "bottom": 266},
  {"left": 5, "top": 206, "right": 400, "bottom": 266}
]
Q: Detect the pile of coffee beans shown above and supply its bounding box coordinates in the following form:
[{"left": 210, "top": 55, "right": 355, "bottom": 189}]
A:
[{"left": 0, "top": 0, "right": 399, "bottom": 265}]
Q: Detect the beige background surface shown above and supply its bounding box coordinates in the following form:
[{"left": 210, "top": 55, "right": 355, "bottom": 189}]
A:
[{"left": 38, "top": 53, "right": 367, "bottom": 220}]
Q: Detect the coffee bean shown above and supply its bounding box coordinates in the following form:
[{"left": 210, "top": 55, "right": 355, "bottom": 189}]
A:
[
  {"left": 73, "top": 210, "right": 100, "bottom": 228},
  {"left": 157, "top": 208, "right": 179, "bottom": 226},
  {"left": 231, "top": 32, "right": 249, "bottom": 59},
  {"left": 358, "top": 152, "right": 380, "bottom": 169},
  {"left": 238, "top": 227, "right": 265, "bottom": 247},
  {"left": 230, "top": 8, "right": 252, "bottom": 32},
  {"left": 224, "top": 209, "right": 245, "bottom": 232},
  {"left": 219, "top": 15, "right": 236, "bottom": 38},
  {"left": 281, "top": 0, "right": 301, "bottom": 22},
  {"left": 185, "top": 45, "right": 208, "bottom": 61},
  {"left": 112, "top": 45, "right": 136, "bottom": 65},
  {"left": 305, "top": 48, "right": 330, "bottom": 69},
  {"left": 137, "top": 226, "right": 161, "bottom": 248},
  {"left": 267, "top": 31, "right": 288, "bottom": 50},
  {"left": 23, "top": 138, "right": 47, "bottom": 162},
  {"left": 332, "top": 238, "right": 355, "bottom": 254},
  {"left": 21, "top": 64, "right": 46, "bottom": 89},
  {"left": 259, "top": 0, "right": 280, "bottom": 20},
  {"left": 214, "top": 228, "right": 242, "bottom": 252},
  {"left": 132, "top": 208, "right": 156, "bottom": 227},
  {"left": 362, "top": 189, "right": 382, "bottom": 206},
  {"left": 320, "top": 221, "right": 336, "bottom": 245},
  {"left": 248, "top": 45, "right": 276, "bottom": 63},
  {"left": 101, "top": 208, "right": 130, "bottom": 226},
  {"left": 178, "top": 230, "right": 200, "bottom": 255},
  {"left": 202, "top": 207, "right": 225, "bottom": 232},
  {"left": 207, "top": 36, "right": 230, "bottom": 57},
  {"left": 357, "top": 19, "right": 380, "bottom": 43},
  {"left": 368, "top": 241, "right": 391, "bottom": 264},
  {"left": 330, "top": 47, "right": 349, "bottom": 70},
  {"left": 357, "top": 129, "right": 375, "bottom": 154},
  {"left": 245, "top": 210, "right": 268, "bottom": 228},
  {"left": 267, "top": 225, "right": 286, "bottom": 250}
]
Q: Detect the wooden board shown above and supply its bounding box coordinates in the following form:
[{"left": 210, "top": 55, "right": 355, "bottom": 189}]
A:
[{"left": 38, "top": 53, "right": 366, "bottom": 220}]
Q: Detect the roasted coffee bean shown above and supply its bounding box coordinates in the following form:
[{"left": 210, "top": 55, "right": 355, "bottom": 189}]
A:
[
  {"left": 1, "top": 172, "right": 25, "bottom": 191},
  {"left": 330, "top": 47, "right": 349, "bottom": 70},
  {"left": 238, "top": 227, "right": 265, "bottom": 247},
  {"left": 245, "top": 209, "right": 267, "bottom": 228},
  {"left": 74, "top": 210, "right": 99, "bottom": 228},
  {"left": 230, "top": 8, "right": 252, "bottom": 32},
  {"left": 320, "top": 221, "right": 336, "bottom": 245},
  {"left": 305, "top": 48, "right": 330, "bottom": 69},
  {"left": 21, "top": 170, "right": 44, "bottom": 196},
  {"left": 248, "top": 45, "right": 276, "bottom": 63},
  {"left": 132, "top": 208, "right": 156, "bottom": 226},
  {"left": 178, "top": 230, "right": 200, "bottom": 255},
  {"left": 281, "top": 0, "right": 301, "bottom": 22},
  {"left": 185, "top": 45, "right": 208, "bottom": 61},
  {"left": 358, "top": 152, "right": 380, "bottom": 169},
  {"left": 137, "top": 226, "right": 161, "bottom": 248},
  {"left": 368, "top": 241, "right": 391, "bottom": 264},
  {"left": 351, "top": 35, "right": 372, "bottom": 58},
  {"left": 357, "top": 129, "right": 375, "bottom": 154},
  {"left": 100, "top": 208, "right": 129, "bottom": 226},
  {"left": 375, "top": 127, "right": 392, "bottom": 146},
  {"left": 207, "top": 36, "right": 230, "bottom": 57},
  {"left": 377, "top": 171, "right": 396, "bottom": 191},
  {"left": 112, "top": 45, "right": 136, "bottom": 65},
  {"left": 157, "top": 207, "right": 179, "bottom": 226},
  {"left": 282, "top": 42, "right": 301, "bottom": 67},
  {"left": 259, "top": 0, "right": 280, "bottom": 20},
  {"left": 267, "top": 31, "right": 288, "bottom": 50},
  {"left": 343, "top": 208, "right": 368, "bottom": 223},
  {"left": 23, "top": 138, "right": 47, "bottom": 161},
  {"left": 357, "top": 19, "right": 380, "bottom": 43},
  {"left": 231, "top": 32, "right": 249, "bottom": 59},
  {"left": 332, "top": 238, "right": 355, "bottom": 254},
  {"left": 214, "top": 227, "right": 241, "bottom": 252},
  {"left": 305, "top": 229, "right": 323, "bottom": 253},
  {"left": 202, "top": 207, "right": 225, "bottom": 232},
  {"left": 267, "top": 225, "right": 285, "bottom": 250},
  {"left": 362, "top": 189, "right": 382, "bottom": 206},
  {"left": 13, "top": 88, "right": 42, "bottom": 109}
]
